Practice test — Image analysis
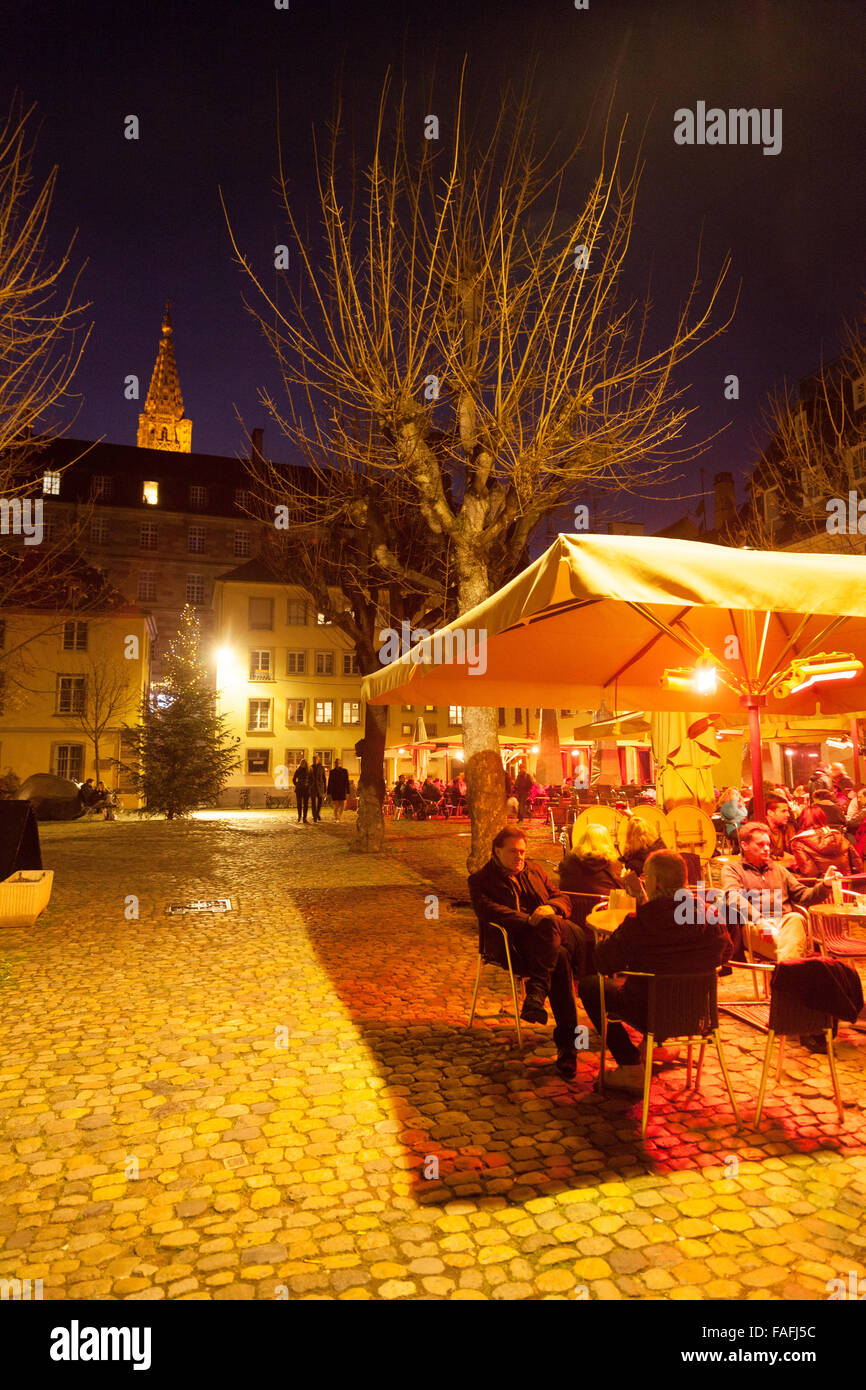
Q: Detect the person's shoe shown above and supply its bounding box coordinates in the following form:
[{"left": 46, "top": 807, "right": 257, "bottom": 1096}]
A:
[
  {"left": 520, "top": 988, "right": 548, "bottom": 1026},
  {"left": 555, "top": 1051, "right": 577, "bottom": 1080},
  {"left": 602, "top": 1064, "right": 646, "bottom": 1093}
]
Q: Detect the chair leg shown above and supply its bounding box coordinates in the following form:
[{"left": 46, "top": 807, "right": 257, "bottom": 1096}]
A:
[
  {"left": 640, "top": 1034, "right": 654, "bottom": 1140},
  {"left": 508, "top": 968, "right": 523, "bottom": 1050},
  {"left": 468, "top": 954, "right": 483, "bottom": 1027},
  {"left": 712, "top": 1030, "right": 741, "bottom": 1128},
  {"left": 755, "top": 1029, "right": 776, "bottom": 1125},
  {"left": 826, "top": 1028, "right": 844, "bottom": 1123},
  {"left": 598, "top": 980, "right": 608, "bottom": 1092},
  {"left": 695, "top": 1038, "right": 708, "bottom": 1091},
  {"left": 686, "top": 1041, "right": 693, "bottom": 1089},
  {"left": 775, "top": 1035, "right": 786, "bottom": 1083}
]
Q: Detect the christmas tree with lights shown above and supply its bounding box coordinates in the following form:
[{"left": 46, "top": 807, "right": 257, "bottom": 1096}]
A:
[{"left": 120, "top": 605, "right": 240, "bottom": 818}]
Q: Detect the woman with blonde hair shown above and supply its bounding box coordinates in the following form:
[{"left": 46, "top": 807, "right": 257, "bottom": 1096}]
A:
[
  {"left": 621, "top": 815, "right": 666, "bottom": 876},
  {"left": 559, "top": 822, "right": 630, "bottom": 927}
]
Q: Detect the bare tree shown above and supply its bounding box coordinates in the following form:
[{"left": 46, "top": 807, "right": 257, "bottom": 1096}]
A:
[
  {"left": 69, "top": 654, "right": 137, "bottom": 786},
  {"left": 225, "top": 67, "right": 733, "bottom": 868}
]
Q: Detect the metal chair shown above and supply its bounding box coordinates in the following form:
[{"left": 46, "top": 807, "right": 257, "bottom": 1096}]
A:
[
  {"left": 754, "top": 961, "right": 844, "bottom": 1124},
  {"left": 549, "top": 802, "right": 575, "bottom": 844},
  {"left": 468, "top": 920, "right": 528, "bottom": 1049},
  {"left": 807, "top": 905, "right": 866, "bottom": 962},
  {"left": 598, "top": 970, "right": 741, "bottom": 1139}
]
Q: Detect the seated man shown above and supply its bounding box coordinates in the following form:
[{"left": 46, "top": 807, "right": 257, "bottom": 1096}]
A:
[
  {"left": 469, "top": 827, "right": 595, "bottom": 1080},
  {"left": 765, "top": 794, "right": 796, "bottom": 865},
  {"left": 578, "top": 850, "right": 729, "bottom": 1092},
  {"left": 720, "top": 820, "right": 841, "bottom": 962}
]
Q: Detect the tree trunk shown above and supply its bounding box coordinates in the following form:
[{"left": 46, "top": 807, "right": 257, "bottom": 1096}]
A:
[
  {"left": 457, "top": 551, "right": 504, "bottom": 873},
  {"left": 534, "top": 709, "right": 561, "bottom": 787},
  {"left": 355, "top": 702, "right": 387, "bottom": 852},
  {"left": 93, "top": 735, "right": 100, "bottom": 785}
]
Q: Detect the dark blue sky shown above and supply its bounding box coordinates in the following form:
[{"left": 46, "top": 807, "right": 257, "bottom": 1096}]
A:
[{"left": 3, "top": 0, "right": 864, "bottom": 530}]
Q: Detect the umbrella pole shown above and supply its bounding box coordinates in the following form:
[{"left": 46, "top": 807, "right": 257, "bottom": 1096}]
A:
[
  {"left": 852, "top": 718, "right": 862, "bottom": 789},
  {"left": 744, "top": 695, "right": 766, "bottom": 821}
]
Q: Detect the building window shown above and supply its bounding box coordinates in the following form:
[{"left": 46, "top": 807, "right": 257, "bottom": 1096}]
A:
[
  {"left": 234, "top": 488, "right": 250, "bottom": 511},
  {"left": 247, "top": 748, "right": 270, "bottom": 774},
  {"left": 248, "top": 596, "right": 273, "bottom": 629},
  {"left": 314, "top": 699, "right": 334, "bottom": 726},
  {"left": 448, "top": 706, "right": 463, "bottom": 726},
  {"left": 285, "top": 747, "right": 307, "bottom": 769},
  {"left": 43, "top": 516, "right": 57, "bottom": 544},
  {"left": 91, "top": 475, "right": 112, "bottom": 499},
  {"left": 341, "top": 700, "right": 361, "bottom": 726},
  {"left": 852, "top": 375, "right": 866, "bottom": 412},
  {"left": 247, "top": 699, "right": 272, "bottom": 732},
  {"left": 55, "top": 743, "right": 85, "bottom": 780},
  {"left": 313, "top": 748, "right": 334, "bottom": 769},
  {"left": 139, "top": 523, "right": 158, "bottom": 550},
  {"left": 189, "top": 484, "right": 208, "bottom": 508},
  {"left": 142, "top": 480, "right": 159, "bottom": 505},
  {"left": 401, "top": 704, "right": 414, "bottom": 713},
  {"left": 56, "top": 675, "right": 85, "bottom": 714},
  {"left": 424, "top": 705, "right": 435, "bottom": 712},
  {"left": 514, "top": 709, "right": 523, "bottom": 723},
  {"left": 401, "top": 723, "right": 412, "bottom": 735},
  {"left": 138, "top": 572, "right": 156, "bottom": 602},
  {"left": 249, "top": 650, "right": 273, "bottom": 680},
  {"left": 286, "top": 699, "right": 305, "bottom": 725},
  {"left": 286, "top": 600, "right": 307, "bottom": 625},
  {"left": 188, "top": 525, "right": 206, "bottom": 554},
  {"left": 43, "top": 471, "right": 60, "bottom": 495},
  {"left": 342, "top": 652, "right": 360, "bottom": 675},
  {"left": 426, "top": 723, "right": 437, "bottom": 737},
  {"left": 90, "top": 518, "right": 108, "bottom": 545},
  {"left": 498, "top": 707, "right": 506, "bottom": 726},
  {"left": 560, "top": 710, "right": 572, "bottom": 717},
  {"left": 316, "top": 611, "right": 331, "bottom": 626},
  {"left": 234, "top": 529, "right": 251, "bottom": 557},
  {"left": 62, "top": 620, "right": 88, "bottom": 651},
  {"left": 315, "top": 651, "right": 335, "bottom": 676},
  {"left": 286, "top": 650, "right": 307, "bottom": 675},
  {"left": 186, "top": 574, "right": 205, "bottom": 605}
]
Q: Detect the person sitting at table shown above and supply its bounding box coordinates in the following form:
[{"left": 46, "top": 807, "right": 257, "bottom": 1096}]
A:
[
  {"left": 790, "top": 805, "right": 864, "bottom": 879},
  {"left": 559, "top": 823, "right": 637, "bottom": 927},
  {"left": 765, "top": 794, "right": 797, "bottom": 865},
  {"left": 577, "top": 850, "right": 730, "bottom": 1092},
  {"left": 721, "top": 821, "right": 842, "bottom": 963},
  {"left": 717, "top": 786, "right": 747, "bottom": 849},
  {"left": 812, "top": 789, "right": 845, "bottom": 828},
  {"left": 421, "top": 776, "right": 443, "bottom": 813},
  {"left": 469, "top": 826, "right": 595, "bottom": 1079},
  {"left": 621, "top": 816, "right": 666, "bottom": 876}
]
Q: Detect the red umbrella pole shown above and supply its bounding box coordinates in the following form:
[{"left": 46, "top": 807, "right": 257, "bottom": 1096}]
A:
[
  {"left": 852, "top": 718, "right": 862, "bottom": 789},
  {"left": 744, "top": 695, "right": 766, "bottom": 822}
]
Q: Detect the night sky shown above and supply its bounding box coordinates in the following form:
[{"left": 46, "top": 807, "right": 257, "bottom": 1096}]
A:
[{"left": 3, "top": 0, "right": 864, "bottom": 532}]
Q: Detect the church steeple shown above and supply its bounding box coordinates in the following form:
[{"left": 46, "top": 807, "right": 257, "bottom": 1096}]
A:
[{"left": 137, "top": 302, "right": 193, "bottom": 452}]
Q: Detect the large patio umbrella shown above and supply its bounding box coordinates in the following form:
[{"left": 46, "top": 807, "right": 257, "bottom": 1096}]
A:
[{"left": 363, "top": 533, "right": 866, "bottom": 821}]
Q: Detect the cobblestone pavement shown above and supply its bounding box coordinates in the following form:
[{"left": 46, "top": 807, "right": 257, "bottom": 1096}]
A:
[{"left": 1, "top": 811, "right": 865, "bottom": 1301}]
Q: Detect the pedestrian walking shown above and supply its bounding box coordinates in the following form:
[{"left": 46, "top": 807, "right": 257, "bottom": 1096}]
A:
[
  {"left": 327, "top": 759, "right": 350, "bottom": 821},
  {"left": 309, "top": 756, "right": 327, "bottom": 822},
  {"left": 293, "top": 758, "right": 310, "bottom": 823}
]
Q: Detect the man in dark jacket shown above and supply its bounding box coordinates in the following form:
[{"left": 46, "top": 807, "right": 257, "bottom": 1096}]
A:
[
  {"left": 514, "top": 767, "right": 534, "bottom": 822},
  {"left": 578, "top": 850, "right": 729, "bottom": 1092},
  {"left": 469, "top": 827, "right": 593, "bottom": 1079},
  {"left": 309, "top": 756, "right": 327, "bottom": 822},
  {"left": 292, "top": 759, "right": 310, "bottom": 824},
  {"left": 327, "top": 760, "right": 350, "bottom": 821}
]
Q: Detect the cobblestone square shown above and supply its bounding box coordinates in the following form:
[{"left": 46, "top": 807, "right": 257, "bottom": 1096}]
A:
[{"left": 1, "top": 813, "right": 865, "bottom": 1301}]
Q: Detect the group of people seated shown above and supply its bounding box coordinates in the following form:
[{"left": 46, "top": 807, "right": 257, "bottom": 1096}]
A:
[
  {"left": 716, "top": 763, "right": 866, "bottom": 874},
  {"left": 390, "top": 774, "right": 467, "bottom": 819},
  {"left": 468, "top": 785, "right": 855, "bottom": 1088},
  {"left": 77, "top": 778, "right": 115, "bottom": 818}
]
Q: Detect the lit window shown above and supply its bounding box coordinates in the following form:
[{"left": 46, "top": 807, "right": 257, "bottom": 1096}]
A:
[
  {"left": 62, "top": 621, "right": 88, "bottom": 651},
  {"left": 186, "top": 574, "right": 205, "bottom": 605},
  {"left": 247, "top": 699, "right": 272, "bottom": 732},
  {"left": 286, "top": 651, "right": 307, "bottom": 675},
  {"left": 234, "top": 529, "right": 251, "bottom": 557},
  {"left": 56, "top": 675, "right": 86, "bottom": 714},
  {"left": 139, "top": 523, "right": 158, "bottom": 550},
  {"left": 248, "top": 597, "right": 273, "bottom": 629},
  {"left": 315, "top": 651, "right": 335, "bottom": 676},
  {"left": 247, "top": 748, "right": 270, "bottom": 774},
  {"left": 448, "top": 706, "right": 463, "bottom": 726},
  {"left": 313, "top": 748, "right": 334, "bottom": 769},
  {"left": 43, "top": 471, "right": 60, "bottom": 495},
  {"left": 342, "top": 653, "right": 360, "bottom": 675},
  {"left": 188, "top": 526, "right": 206, "bottom": 554},
  {"left": 286, "top": 699, "right": 305, "bottom": 725},
  {"left": 137, "top": 572, "right": 156, "bottom": 602},
  {"left": 249, "top": 650, "right": 273, "bottom": 680},
  {"left": 189, "top": 485, "right": 208, "bottom": 508},
  {"left": 341, "top": 700, "right": 360, "bottom": 726},
  {"left": 401, "top": 723, "right": 412, "bottom": 735},
  {"left": 402, "top": 705, "right": 414, "bottom": 713},
  {"left": 143, "top": 480, "right": 159, "bottom": 505},
  {"left": 314, "top": 699, "right": 334, "bottom": 726},
  {"left": 286, "top": 600, "right": 307, "bottom": 625},
  {"left": 316, "top": 612, "right": 331, "bottom": 626},
  {"left": 285, "top": 748, "right": 307, "bottom": 768}
]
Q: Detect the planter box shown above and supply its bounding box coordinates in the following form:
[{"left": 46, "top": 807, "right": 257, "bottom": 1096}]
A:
[{"left": 0, "top": 870, "right": 54, "bottom": 927}]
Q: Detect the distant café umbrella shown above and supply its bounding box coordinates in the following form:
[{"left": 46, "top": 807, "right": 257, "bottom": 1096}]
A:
[
  {"left": 363, "top": 533, "right": 866, "bottom": 822},
  {"left": 16, "top": 773, "right": 85, "bottom": 821}
]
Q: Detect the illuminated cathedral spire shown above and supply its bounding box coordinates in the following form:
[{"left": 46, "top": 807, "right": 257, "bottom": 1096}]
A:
[{"left": 137, "top": 302, "right": 192, "bottom": 452}]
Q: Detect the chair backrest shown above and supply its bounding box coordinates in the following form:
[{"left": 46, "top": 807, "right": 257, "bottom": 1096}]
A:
[
  {"left": 638, "top": 971, "right": 719, "bottom": 1040},
  {"left": 563, "top": 889, "right": 608, "bottom": 930},
  {"left": 768, "top": 959, "right": 838, "bottom": 1035}
]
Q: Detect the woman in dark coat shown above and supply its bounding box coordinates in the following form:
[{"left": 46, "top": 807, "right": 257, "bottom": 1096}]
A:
[
  {"left": 309, "top": 757, "right": 327, "bottom": 823},
  {"left": 327, "top": 760, "right": 350, "bottom": 821},
  {"left": 559, "top": 822, "right": 633, "bottom": 928}
]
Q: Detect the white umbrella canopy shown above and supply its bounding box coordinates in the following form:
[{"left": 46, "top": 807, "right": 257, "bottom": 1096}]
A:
[{"left": 363, "top": 533, "right": 866, "bottom": 819}]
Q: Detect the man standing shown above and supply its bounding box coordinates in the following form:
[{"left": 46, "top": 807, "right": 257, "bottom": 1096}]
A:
[
  {"left": 327, "top": 759, "right": 350, "bottom": 821},
  {"left": 515, "top": 766, "right": 534, "bottom": 823},
  {"left": 469, "top": 827, "right": 594, "bottom": 1079},
  {"left": 765, "top": 794, "right": 796, "bottom": 865},
  {"left": 578, "top": 850, "right": 729, "bottom": 1092},
  {"left": 721, "top": 821, "right": 840, "bottom": 961},
  {"left": 292, "top": 758, "right": 310, "bottom": 824},
  {"left": 309, "top": 756, "right": 326, "bottom": 823}
]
